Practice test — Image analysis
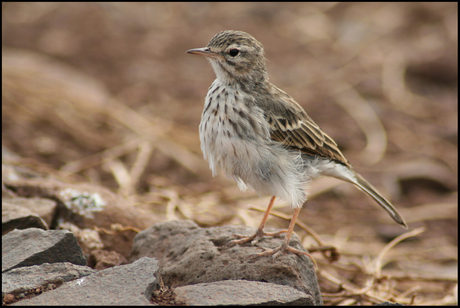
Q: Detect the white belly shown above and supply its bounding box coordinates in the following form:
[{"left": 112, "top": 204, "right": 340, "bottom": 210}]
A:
[{"left": 198, "top": 80, "right": 312, "bottom": 208}]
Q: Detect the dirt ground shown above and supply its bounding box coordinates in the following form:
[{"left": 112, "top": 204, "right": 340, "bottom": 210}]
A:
[{"left": 2, "top": 3, "right": 457, "bottom": 305}]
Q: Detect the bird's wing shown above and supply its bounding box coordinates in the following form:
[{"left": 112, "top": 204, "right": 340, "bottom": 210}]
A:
[
  {"left": 258, "top": 84, "right": 408, "bottom": 228},
  {"left": 262, "top": 86, "right": 351, "bottom": 167}
]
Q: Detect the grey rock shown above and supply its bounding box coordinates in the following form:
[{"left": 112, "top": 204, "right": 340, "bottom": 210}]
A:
[
  {"left": 3, "top": 174, "right": 154, "bottom": 257},
  {"left": 2, "top": 228, "right": 86, "bottom": 272},
  {"left": 13, "top": 257, "right": 159, "bottom": 305},
  {"left": 130, "top": 220, "right": 322, "bottom": 306},
  {"left": 3, "top": 197, "right": 56, "bottom": 228},
  {"left": 2, "top": 203, "right": 48, "bottom": 234},
  {"left": 2, "top": 262, "right": 95, "bottom": 296},
  {"left": 174, "top": 279, "right": 315, "bottom": 306}
]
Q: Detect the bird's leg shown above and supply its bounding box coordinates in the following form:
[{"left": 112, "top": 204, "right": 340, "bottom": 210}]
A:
[
  {"left": 249, "top": 207, "right": 315, "bottom": 265},
  {"left": 226, "top": 198, "right": 316, "bottom": 265},
  {"left": 226, "top": 196, "right": 287, "bottom": 247}
]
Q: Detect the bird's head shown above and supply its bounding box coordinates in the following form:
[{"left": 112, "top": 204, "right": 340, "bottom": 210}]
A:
[{"left": 187, "top": 30, "right": 268, "bottom": 85}]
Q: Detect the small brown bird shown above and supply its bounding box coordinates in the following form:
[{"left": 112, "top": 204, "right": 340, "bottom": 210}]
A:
[{"left": 187, "top": 30, "right": 407, "bottom": 258}]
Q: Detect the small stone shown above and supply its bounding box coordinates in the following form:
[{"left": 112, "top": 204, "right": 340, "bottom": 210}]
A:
[{"left": 3, "top": 293, "right": 15, "bottom": 304}]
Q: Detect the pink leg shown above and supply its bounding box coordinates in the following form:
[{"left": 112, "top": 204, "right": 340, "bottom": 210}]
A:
[
  {"left": 226, "top": 196, "right": 287, "bottom": 247},
  {"left": 252, "top": 207, "right": 313, "bottom": 260}
]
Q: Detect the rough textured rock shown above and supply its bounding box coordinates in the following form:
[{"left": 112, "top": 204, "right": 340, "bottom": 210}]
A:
[
  {"left": 2, "top": 262, "right": 96, "bottom": 297},
  {"left": 2, "top": 228, "right": 86, "bottom": 272},
  {"left": 174, "top": 279, "right": 315, "bottom": 305},
  {"left": 130, "top": 220, "right": 323, "bottom": 306},
  {"left": 12, "top": 257, "right": 159, "bottom": 306}
]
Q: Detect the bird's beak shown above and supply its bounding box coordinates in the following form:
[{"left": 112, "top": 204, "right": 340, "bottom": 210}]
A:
[{"left": 186, "top": 47, "right": 220, "bottom": 59}]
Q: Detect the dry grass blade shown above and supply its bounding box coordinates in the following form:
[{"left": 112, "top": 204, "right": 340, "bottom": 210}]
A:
[
  {"left": 104, "top": 159, "right": 131, "bottom": 193},
  {"left": 121, "top": 140, "right": 155, "bottom": 196},
  {"left": 374, "top": 227, "right": 426, "bottom": 278},
  {"left": 319, "top": 268, "right": 390, "bottom": 304},
  {"left": 94, "top": 223, "right": 141, "bottom": 234},
  {"left": 400, "top": 202, "right": 457, "bottom": 224},
  {"left": 60, "top": 138, "right": 143, "bottom": 174},
  {"left": 164, "top": 189, "right": 180, "bottom": 221},
  {"left": 103, "top": 98, "right": 209, "bottom": 177}
]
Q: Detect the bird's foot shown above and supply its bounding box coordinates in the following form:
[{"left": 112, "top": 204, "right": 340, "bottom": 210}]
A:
[
  {"left": 225, "top": 229, "right": 288, "bottom": 247},
  {"left": 247, "top": 242, "right": 317, "bottom": 267}
]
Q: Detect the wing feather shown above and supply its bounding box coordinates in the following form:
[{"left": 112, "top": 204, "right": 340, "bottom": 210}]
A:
[{"left": 260, "top": 85, "right": 350, "bottom": 167}]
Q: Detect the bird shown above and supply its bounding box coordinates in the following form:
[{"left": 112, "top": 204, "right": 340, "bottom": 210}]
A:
[{"left": 187, "top": 30, "right": 407, "bottom": 259}]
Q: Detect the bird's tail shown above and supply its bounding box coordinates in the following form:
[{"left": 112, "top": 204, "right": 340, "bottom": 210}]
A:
[
  {"left": 311, "top": 158, "right": 407, "bottom": 228},
  {"left": 352, "top": 172, "right": 407, "bottom": 228}
]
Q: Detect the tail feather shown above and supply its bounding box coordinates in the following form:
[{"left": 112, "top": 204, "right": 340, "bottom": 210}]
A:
[
  {"left": 353, "top": 172, "right": 407, "bottom": 228},
  {"left": 311, "top": 159, "right": 407, "bottom": 228}
]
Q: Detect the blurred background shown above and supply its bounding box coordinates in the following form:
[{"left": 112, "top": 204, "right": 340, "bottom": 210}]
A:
[{"left": 2, "top": 3, "right": 457, "bottom": 305}]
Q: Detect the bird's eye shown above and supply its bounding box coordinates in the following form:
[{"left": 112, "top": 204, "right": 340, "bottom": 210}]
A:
[{"left": 228, "top": 49, "right": 240, "bottom": 57}]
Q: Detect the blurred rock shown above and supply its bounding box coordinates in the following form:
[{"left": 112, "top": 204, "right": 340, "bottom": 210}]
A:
[
  {"left": 2, "top": 202, "right": 49, "bottom": 235},
  {"left": 87, "top": 249, "right": 128, "bottom": 270},
  {"left": 3, "top": 197, "right": 56, "bottom": 228}
]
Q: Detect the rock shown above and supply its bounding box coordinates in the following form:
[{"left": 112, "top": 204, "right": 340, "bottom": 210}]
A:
[
  {"left": 2, "top": 203, "right": 48, "bottom": 235},
  {"left": 3, "top": 197, "right": 56, "bottom": 227},
  {"left": 2, "top": 228, "right": 86, "bottom": 272},
  {"left": 87, "top": 249, "right": 128, "bottom": 270},
  {"left": 58, "top": 222, "right": 104, "bottom": 254},
  {"left": 130, "top": 220, "right": 323, "bottom": 305},
  {"left": 12, "top": 257, "right": 159, "bottom": 305},
  {"left": 3, "top": 171, "right": 154, "bottom": 258},
  {"left": 2, "top": 158, "right": 324, "bottom": 305},
  {"left": 2, "top": 262, "right": 95, "bottom": 297},
  {"left": 174, "top": 280, "right": 315, "bottom": 305}
]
